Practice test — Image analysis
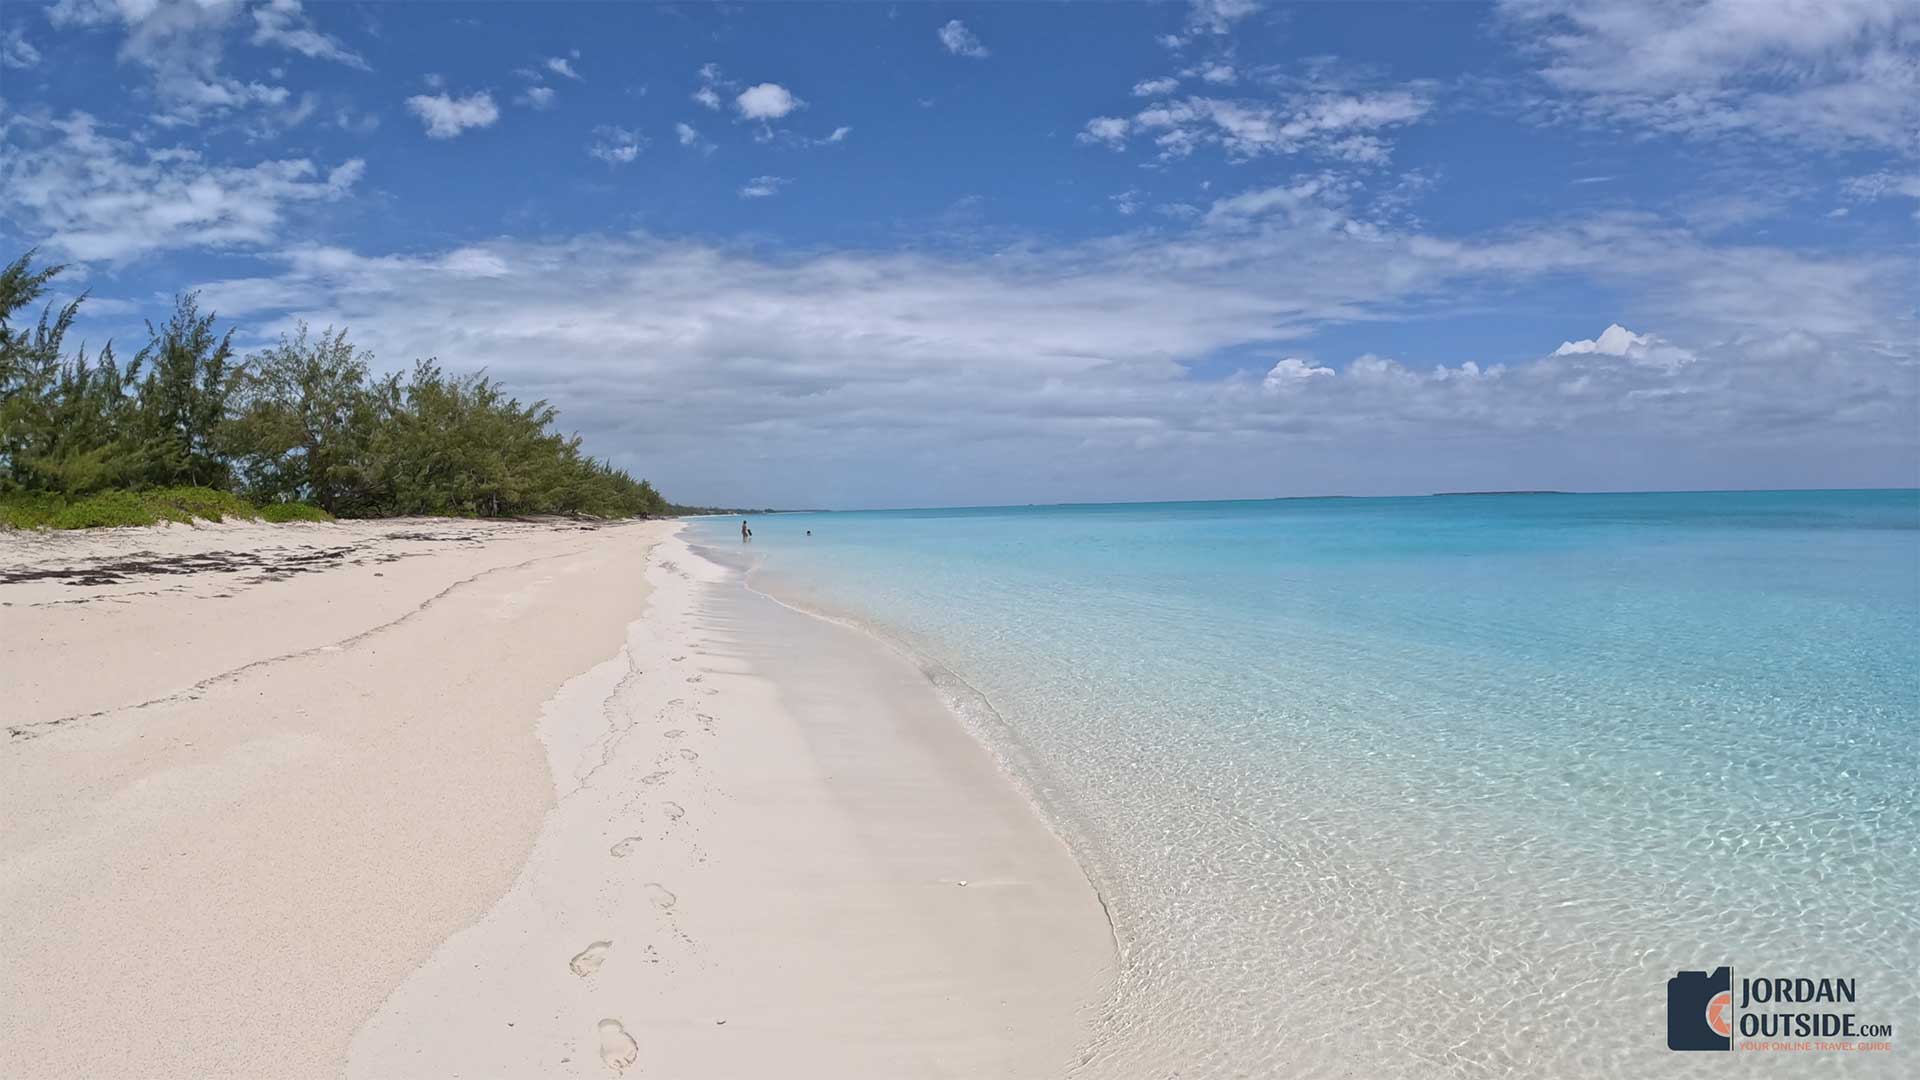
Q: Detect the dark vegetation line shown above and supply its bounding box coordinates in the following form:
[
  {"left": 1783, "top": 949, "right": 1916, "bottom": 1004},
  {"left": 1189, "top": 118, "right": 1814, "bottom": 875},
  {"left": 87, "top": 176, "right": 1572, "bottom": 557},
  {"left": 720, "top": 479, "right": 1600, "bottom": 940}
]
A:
[{"left": 0, "top": 251, "right": 710, "bottom": 529}]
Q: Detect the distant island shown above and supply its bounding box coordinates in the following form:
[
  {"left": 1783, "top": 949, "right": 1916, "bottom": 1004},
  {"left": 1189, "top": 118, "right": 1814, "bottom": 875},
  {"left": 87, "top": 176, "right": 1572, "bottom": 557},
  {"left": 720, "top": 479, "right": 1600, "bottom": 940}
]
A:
[{"left": 1430, "top": 490, "right": 1572, "bottom": 497}]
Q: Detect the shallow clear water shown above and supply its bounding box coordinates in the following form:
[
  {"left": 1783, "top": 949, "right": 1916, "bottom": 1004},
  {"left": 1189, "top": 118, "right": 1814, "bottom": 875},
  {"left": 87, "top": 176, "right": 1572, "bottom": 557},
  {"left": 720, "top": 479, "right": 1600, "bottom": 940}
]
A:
[{"left": 693, "top": 491, "right": 1920, "bottom": 1078}]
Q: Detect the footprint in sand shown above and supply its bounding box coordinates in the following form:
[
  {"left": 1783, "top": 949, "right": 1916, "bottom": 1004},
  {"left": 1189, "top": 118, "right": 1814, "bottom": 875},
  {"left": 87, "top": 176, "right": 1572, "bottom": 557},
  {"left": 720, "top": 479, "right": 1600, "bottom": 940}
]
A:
[
  {"left": 685, "top": 674, "right": 704, "bottom": 684},
  {"left": 570, "top": 940, "right": 612, "bottom": 977},
  {"left": 661, "top": 801, "right": 684, "bottom": 821},
  {"left": 644, "top": 883, "right": 677, "bottom": 911},
  {"left": 609, "top": 837, "right": 644, "bottom": 858},
  {"left": 677, "top": 748, "right": 699, "bottom": 762},
  {"left": 663, "top": 729, "right": 685, "bottom": 739},
  {"left": 639, "top": 770, "right": 671, "bottom": 785},
  {"left": 598, "top": 1018, "right": 639, "bottom": 1073}
]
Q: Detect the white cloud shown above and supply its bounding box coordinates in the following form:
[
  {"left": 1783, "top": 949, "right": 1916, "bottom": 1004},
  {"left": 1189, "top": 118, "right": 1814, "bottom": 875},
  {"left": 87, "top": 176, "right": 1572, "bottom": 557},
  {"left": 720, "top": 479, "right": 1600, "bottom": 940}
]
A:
[
  {"left": 693, "top": 62, "right": 728, "bottom": 110},
  {"left": 1263, "top": 357, "right": 1335, "bottom": 389},
  {"left": 1111, "top": 189, "right": 1144, "bottom": 216},
  {"left": 0, "top": 110, "right": 364, "bottom": 263},
  {"left": 588, "top": 126, "right": 644, "bottom": 164},
  {"left": 1189, "top": 61, "right": 1237, "bottom": 85},
  {"left": 1501, "top": 0, "right": 1919, "bottom": 152},
  {"left": 250, "top": 0, "right": 367, "bottom": 70},
  {"left": 1133, "top": 77, "right": 1180, "bottom": 97},
  {"left": 675, "top": 122, "right": 700, "bottom": 145},
  {"left": 1088, "top": 89, "right": 1432, "bottom": 161},
  {"left": 739, "top": 175, "right": 789, "bottom": 198},
  {"left": 938, "top": 19, "right": 989, "bottom": 58},
  {"left": 46, "top": 0, "right": 364, "bottom": 126},
  {"left": 1190, "top": 0, "right": 1260, "bottom": 34},
  {"left": 823, "top": 125, "right": 852, "bottom": 144},
  {"left": 2, "top": 26, "right": 42, "bottom": 69},
  {"left": 168, "top": 212, "right": 1914, "bottom": 505},
  {"left": 405, "top": 91, "right": 499, "bottom": 138},
  {"left": 440, "top": 247, "right": 510, "bottom": 277},
  {"left": 1553, "top": 323, "right": 1696, "bottom": 371},
  {"left": 518, "top": 85, "right": 557, "bottom": 110},
  {"left": 1163, "top": 0, "right": 1260, "bottom": 45},
  {"left": 546, "top": 55, "right": 582, "bottom": 80},
  {"left": 1080, "top": 116, "right": 1133, "bottom": 147},
  {"left": 1842, "top": 171, "right": 1920, "bottom": 218},
  {"left": 735, "top": 83, "right": 801, "bottom": 120}
]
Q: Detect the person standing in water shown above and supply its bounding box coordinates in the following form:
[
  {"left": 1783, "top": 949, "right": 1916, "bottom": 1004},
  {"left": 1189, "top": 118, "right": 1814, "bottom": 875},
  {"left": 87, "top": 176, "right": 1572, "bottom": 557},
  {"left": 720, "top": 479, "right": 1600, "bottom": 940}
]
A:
[{"left": 741, "top": 519, "right": 752, "bottom": 542}]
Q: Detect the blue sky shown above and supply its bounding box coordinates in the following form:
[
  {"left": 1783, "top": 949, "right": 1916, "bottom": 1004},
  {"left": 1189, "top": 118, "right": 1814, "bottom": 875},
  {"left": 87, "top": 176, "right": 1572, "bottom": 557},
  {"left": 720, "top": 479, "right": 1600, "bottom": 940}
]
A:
[{"left": 2, "top": 0, "right": 1916, "bottom": 508}]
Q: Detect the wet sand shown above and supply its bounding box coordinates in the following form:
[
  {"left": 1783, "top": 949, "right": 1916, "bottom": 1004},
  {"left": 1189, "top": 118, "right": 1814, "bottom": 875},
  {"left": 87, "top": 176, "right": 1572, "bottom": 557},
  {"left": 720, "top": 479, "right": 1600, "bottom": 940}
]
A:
[{"left": 0, "top": 519, "right": 1113, "bottom": 1078}]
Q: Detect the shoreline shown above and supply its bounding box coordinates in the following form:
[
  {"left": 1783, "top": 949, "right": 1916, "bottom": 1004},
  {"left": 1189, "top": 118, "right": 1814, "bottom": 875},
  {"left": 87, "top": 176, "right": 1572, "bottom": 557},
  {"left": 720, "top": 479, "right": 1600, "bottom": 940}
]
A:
[
  {"left": 0, "top": 518, "right": 1115, "bottom": 1077},
  {"left": 700, "top": 536, "right": 1129, "bottom": 959}
]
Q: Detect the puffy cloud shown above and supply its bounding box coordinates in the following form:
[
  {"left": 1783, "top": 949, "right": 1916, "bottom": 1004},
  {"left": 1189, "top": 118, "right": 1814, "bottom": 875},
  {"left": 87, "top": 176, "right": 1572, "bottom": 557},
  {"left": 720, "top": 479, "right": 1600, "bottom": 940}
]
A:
[
  {"left": 692, "top": 63, "right": 726, "bottom": 110},
  {"left": 545, "top": 54, "right": 582, "bottom": 80},
  {"left": 938, "top": 19, "right": 989, "bottom": 58},
  {"left": 405, "top": 91, "right": 499, "bottom": 138},
  {"left": 1080, "top": 116, "right": 1132, "bottom": 147},
  {"left": 1554, "top": 324, "right": 1696, "bottom": 371},
  {"left": 738, "top": 175, "right": 789, "bottom": 198},
  {"left": 1501, "top": 0, "right": 1919, "bottom": 152},
  {"left": 1263, "top": 357, "right": 1334, "bottom": 389},
  {"left": 0, "top": 110, "right": 364, "bottom": 263},
  {"left": 823, "top": 125, "right": 852, "bottom": 144},
  {"left": 517, "top": 85, "right": 557, "bottom": 110},
  {"left": 675, "top": 122, "right": 700, "bottom": 145},
  {"left": 735, "top": 82, "right": 801, "bottom": 120},
  {"left": 1133, "top": 76, "right": 1180, "bottom": 97}
]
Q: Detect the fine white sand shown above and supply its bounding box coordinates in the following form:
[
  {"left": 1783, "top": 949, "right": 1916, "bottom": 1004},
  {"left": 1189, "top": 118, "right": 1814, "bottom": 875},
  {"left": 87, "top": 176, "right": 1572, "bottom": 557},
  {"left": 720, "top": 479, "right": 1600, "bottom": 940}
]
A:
[{"left": 0, "top": 518, "right": 1114, "bottom": 1078}]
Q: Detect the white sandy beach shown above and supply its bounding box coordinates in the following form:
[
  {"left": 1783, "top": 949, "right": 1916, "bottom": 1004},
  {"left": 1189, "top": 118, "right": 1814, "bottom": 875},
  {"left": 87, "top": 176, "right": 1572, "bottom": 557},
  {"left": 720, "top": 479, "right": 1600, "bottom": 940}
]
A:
[{"left": 0, "top": 518, "right": 1115, "bottom": 1078}]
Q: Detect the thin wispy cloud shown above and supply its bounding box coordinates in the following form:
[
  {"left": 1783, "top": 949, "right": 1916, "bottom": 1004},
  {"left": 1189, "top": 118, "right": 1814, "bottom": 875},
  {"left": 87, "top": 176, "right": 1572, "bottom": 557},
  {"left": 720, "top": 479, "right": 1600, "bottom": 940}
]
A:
[
  {"left": 587, "top": 126, "right": 645, "bottom": 164},
  {"left": 0, "top": 110, "right": 364, "bottom": 262},
  {"left": 738, "top": 175, "right": 789, "bottom": 198},
  {"left": 1500, "top": 0, "right": 1919, "bottom": 152},
  {"left": 938, "top": 20, "right": 989, "bottom": 59}
]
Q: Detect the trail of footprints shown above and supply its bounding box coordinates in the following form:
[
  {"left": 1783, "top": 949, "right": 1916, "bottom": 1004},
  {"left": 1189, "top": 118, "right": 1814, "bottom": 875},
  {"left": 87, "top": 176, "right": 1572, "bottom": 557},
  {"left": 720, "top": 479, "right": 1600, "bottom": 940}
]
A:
[{"left": 576, "top": 653, "right": 721, "bottom": 1073}]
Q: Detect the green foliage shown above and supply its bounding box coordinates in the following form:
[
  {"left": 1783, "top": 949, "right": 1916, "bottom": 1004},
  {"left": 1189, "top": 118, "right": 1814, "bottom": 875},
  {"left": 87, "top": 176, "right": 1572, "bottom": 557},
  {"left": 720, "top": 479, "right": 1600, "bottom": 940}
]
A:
[
  {"left": 0, "top": 253, "right": 671, "bottom": 528},
  {"left": 0, "top": 486, "right": 261, "bottom": 529},
  {"left": 258, "top": 501, "right": 333, "bottom": 523}
]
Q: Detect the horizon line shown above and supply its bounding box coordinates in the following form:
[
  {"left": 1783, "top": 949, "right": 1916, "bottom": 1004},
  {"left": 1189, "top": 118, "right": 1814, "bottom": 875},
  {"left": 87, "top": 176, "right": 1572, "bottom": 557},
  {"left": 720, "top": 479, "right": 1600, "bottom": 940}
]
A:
[{"left": 713, "top": 485, "right": 1920, "bottom": 516}]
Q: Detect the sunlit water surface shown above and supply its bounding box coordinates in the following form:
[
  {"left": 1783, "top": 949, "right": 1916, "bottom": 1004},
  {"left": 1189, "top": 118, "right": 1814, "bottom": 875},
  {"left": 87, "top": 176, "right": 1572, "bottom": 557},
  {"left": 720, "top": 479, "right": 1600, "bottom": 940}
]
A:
[{"left": 692, "top": 491, "right": 1919, "bottom": 1078}]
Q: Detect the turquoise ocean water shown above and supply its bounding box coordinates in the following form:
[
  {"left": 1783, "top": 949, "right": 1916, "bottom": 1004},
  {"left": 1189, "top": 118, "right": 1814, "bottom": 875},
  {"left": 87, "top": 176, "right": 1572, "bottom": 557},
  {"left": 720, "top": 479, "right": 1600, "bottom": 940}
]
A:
[{"left": 691, "top": 491, "right": 1919, "bottom": 1078}]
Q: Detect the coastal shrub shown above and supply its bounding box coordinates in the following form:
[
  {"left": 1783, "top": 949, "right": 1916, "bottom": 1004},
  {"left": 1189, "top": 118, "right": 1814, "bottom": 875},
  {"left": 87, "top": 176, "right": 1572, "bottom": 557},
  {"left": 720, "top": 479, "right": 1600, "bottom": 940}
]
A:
[
  {"left": 2, "top": 252, "right": 677, "bottom": 525},
  {"left": 0, "top": 486, "right": 263, "bottom": 530},
  {"left": 259, "top": 501, "right": 333, "bottom": 523}
]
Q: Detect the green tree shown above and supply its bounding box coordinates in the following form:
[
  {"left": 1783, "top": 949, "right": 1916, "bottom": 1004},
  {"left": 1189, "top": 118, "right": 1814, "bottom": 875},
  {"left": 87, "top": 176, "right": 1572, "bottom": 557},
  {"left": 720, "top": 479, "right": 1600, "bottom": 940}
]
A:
[
  {"left": 2, "top": 252, "right": 675, "bottom": 524},
  {"left": 128, "top": 293, "right": 243, "bottom": 489},
  {"left": 231, "top": 325, "right": 382, "bottom": 514}
]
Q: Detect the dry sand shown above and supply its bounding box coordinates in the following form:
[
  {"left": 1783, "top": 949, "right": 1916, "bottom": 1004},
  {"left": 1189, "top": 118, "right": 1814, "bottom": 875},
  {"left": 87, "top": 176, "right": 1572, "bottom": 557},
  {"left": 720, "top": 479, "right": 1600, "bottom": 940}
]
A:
[{"left": 0, "top": 518, "right": 1115, "bottom": 1078}]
